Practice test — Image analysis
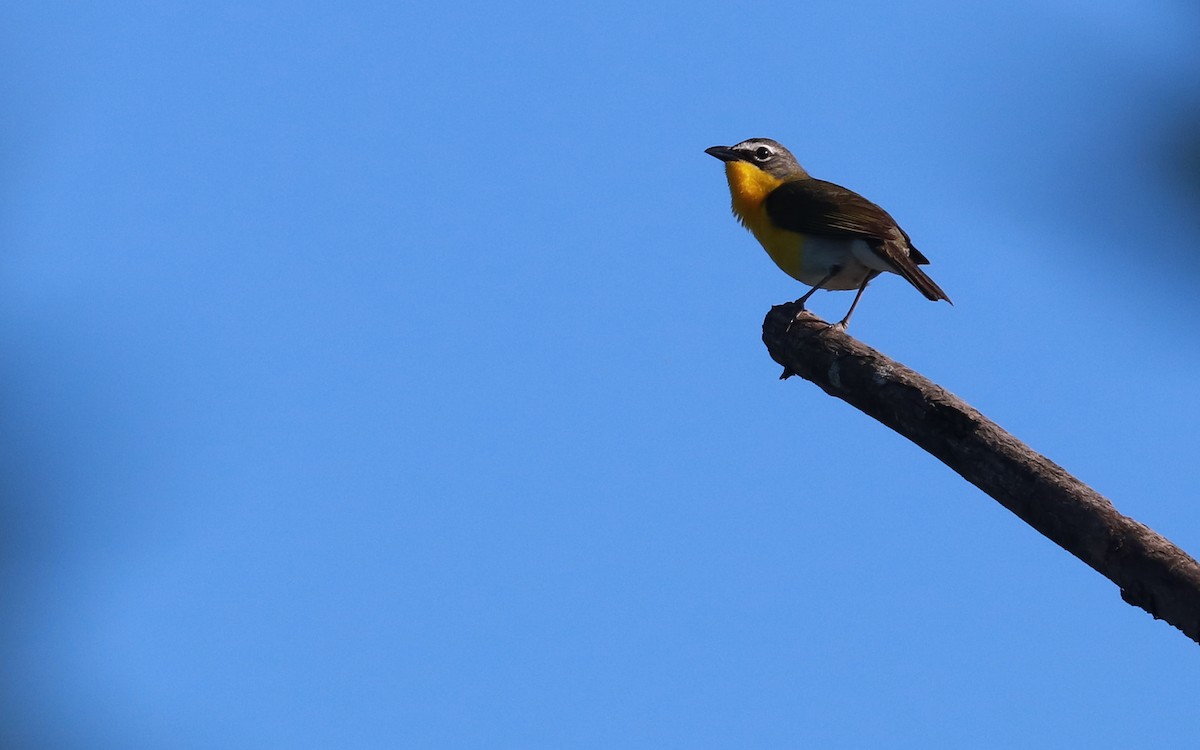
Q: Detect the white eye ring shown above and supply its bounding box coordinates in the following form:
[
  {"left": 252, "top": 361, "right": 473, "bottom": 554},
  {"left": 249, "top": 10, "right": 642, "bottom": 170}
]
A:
[{"left": 753, "top": 147, "right": 772, "bottom": 161}]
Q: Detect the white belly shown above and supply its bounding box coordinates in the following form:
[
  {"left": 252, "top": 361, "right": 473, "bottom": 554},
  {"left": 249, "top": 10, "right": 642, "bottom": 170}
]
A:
[{"left": 797, "top": 236, "right": 894, "bottom": 290}]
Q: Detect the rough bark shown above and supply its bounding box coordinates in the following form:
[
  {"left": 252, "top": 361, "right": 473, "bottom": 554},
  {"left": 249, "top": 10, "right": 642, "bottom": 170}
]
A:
[{"left": 763, "top": 302, "right": 1200, "bottom": 644}]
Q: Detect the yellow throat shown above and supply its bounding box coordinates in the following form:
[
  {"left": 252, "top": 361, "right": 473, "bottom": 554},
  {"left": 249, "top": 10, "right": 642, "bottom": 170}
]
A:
[{"left": 722, "top": 161, "right": 805, "bottom": 280}]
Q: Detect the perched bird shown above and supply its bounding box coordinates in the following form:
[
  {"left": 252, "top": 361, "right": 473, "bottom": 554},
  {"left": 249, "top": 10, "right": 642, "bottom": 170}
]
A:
[{"left": 705, "top": 138, "right": 950, "bottom": 328}]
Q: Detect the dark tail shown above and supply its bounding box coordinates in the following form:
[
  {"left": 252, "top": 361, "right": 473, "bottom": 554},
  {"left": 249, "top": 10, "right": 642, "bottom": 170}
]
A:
[{"left": 895, "top": 245, "right": 952, "bottom": 304}]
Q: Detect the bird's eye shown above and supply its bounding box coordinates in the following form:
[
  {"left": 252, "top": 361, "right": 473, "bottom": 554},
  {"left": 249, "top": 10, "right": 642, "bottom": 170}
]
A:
[{"left": 754, "top": 147, "right": 772, "bottom": 161}]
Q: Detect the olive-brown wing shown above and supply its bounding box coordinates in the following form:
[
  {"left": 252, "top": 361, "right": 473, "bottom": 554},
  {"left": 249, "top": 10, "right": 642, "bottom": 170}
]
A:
[{"left": 763, "top": 179, "right": 949, "bottom": 302}]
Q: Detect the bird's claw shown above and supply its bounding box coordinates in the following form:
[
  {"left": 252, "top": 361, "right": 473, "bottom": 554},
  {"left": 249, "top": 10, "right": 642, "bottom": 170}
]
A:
[{"left": 785, "top": 305, "right": 808, "bottom": 333}]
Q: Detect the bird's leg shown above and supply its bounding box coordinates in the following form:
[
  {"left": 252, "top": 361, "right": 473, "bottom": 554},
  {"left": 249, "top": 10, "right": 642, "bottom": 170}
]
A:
[
  {"left": 794, "top": 267, "right": 838, "bottom": 310},
  {"left": 830, "top": 271, "right": 880, "bottom": 330},
  {"left": 786, "top": 267, "right": 839, "bottom": 333}
]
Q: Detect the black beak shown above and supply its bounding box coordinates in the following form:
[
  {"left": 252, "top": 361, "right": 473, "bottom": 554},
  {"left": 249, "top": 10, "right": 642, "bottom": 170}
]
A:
[{"left": 705, "top": 145, "right": 740, "bottom": 162}]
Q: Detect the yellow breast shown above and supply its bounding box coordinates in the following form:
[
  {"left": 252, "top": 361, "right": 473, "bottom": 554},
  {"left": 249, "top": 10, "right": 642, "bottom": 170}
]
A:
[{"left": 723, "top": 162, "right": 806, "bottom": 281}]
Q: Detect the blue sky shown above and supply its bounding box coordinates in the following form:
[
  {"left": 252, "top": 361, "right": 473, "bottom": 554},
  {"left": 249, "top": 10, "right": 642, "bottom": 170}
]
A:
[{"left": 2, "top": 1, "right": 1199, "bottom": 747}]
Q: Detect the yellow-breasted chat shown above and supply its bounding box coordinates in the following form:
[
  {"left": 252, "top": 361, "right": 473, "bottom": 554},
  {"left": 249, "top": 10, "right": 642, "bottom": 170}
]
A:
[{"left": 705, "top": 138, "right": 950, "bottom": 328}]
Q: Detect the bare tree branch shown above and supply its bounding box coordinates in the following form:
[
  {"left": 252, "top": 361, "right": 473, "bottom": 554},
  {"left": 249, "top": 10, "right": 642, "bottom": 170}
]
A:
[{"left": 763, "top": 302, "right": 1200, "bottom": 644}]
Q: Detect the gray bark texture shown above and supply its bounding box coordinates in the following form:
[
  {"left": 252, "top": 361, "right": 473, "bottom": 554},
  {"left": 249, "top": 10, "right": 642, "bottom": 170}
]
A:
[{"left": 763, "top": 302, "right": 1200, "bottom": 644}]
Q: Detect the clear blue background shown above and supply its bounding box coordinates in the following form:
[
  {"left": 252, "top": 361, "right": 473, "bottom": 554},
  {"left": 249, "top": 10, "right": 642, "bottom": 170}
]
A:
[{"left": 3, "top": 1, "right": 1199, "bottom": 747}]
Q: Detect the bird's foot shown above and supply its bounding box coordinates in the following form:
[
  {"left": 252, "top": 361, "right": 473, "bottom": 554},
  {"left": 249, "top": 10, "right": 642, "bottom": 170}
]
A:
[{"left": 785, "top": 301, "right": 812, "bottom": 333}]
